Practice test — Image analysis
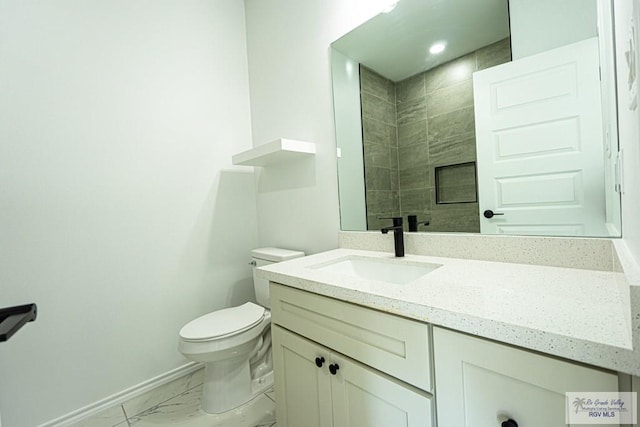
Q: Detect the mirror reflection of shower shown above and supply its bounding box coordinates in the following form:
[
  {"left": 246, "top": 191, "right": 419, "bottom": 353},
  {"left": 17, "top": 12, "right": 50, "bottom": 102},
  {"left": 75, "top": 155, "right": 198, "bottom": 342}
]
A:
[{"left": 331, "top": 0, "right": 621, "bottom": 237}]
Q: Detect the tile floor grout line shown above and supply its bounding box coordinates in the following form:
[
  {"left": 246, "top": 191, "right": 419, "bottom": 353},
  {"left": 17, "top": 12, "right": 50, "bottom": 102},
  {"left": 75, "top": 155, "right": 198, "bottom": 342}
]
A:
[
  {"left": 184, "top": 380, "right": 205, "bottom": 393},
  {"left": 124, "top": 379, "right": 205, "bottom": 421},
  {"left": 119, "top": 404, "right": 132, "bottom": 427}
]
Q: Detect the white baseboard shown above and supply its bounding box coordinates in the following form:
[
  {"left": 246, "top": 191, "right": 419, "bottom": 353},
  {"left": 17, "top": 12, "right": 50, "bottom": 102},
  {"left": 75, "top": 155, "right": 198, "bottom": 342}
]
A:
[{"left": 39, "top": 361, "right": 203, "bottom": 427}]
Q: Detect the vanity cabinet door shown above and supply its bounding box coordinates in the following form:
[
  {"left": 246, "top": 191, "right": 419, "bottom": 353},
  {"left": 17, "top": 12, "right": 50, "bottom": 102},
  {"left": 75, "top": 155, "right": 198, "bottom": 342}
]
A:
[
  {"left": 330, "top": 352, "right": 434, "bottom": 427},
  {"left": 273, "top": 325, "right": 333, "bottom": 427},
  {"left": 433, "top": 327, "right": 619, "bottom": 427},
  {"left": 273, "top": 325, "right": 434, "bottom": 427}
]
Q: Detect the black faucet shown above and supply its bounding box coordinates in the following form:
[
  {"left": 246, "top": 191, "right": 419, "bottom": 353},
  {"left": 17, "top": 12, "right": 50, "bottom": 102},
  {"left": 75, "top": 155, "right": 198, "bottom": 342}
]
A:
[
  {"left": 380, "top": 217, "right": 404, "bottom": 257},
  {"left": 407, "top": 215, "right": 430, "bottom": 232}
]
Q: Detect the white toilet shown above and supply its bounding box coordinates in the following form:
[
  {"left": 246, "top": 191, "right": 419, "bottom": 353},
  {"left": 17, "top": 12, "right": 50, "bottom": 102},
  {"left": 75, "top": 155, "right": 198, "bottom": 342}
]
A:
[{"left": 178, "top": 247, "right": 304, "bottom": 414}]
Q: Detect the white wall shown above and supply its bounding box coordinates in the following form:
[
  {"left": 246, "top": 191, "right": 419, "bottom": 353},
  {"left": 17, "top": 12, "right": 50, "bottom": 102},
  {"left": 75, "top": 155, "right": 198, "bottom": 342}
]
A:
[
  {"left": 615, "top": 0, "right": 640, "bottom": 265},
  {"left": 0, "top": 1, "right": 257, "bottom": 426},
  {"left": 509, "top": 0, "right": 598, "bottom": 59},
  {"left": 244, "top": 0, "right": 394, "bottom": 255}
]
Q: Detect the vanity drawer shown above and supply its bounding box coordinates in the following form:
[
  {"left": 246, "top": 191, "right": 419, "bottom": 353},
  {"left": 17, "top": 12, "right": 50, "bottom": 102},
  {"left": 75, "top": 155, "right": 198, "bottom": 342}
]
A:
[{"left": 270, "top": 282, "right": 432, "bottom": 392}]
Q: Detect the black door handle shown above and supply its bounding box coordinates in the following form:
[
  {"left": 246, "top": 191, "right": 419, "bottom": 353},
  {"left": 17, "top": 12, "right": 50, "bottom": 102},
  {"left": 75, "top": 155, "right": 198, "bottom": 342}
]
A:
[
  {"left": 501, "top": 419, "right": 518, "bottom": 427},
  {"left": 329, "top": 363, "right": 340, "bottom": 375},
  {"left": 483, "top": 209, "right": 505, "bottom": 219},
  {"left": 315, "top": 357, "right": 325, "bottom": 368}
]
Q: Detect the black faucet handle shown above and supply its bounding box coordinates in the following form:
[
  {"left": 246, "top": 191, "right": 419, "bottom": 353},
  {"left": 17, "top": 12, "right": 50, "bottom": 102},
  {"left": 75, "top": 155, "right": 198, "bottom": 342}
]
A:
[{"left": 407, "top": 215, "right": 430, "bottom": 232}]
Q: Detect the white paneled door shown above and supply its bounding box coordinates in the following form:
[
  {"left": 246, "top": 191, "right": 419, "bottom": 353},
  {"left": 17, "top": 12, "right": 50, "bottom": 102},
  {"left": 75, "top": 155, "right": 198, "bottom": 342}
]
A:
[{"left": 474, "top": 37, "right": 607, "bottom": 236}]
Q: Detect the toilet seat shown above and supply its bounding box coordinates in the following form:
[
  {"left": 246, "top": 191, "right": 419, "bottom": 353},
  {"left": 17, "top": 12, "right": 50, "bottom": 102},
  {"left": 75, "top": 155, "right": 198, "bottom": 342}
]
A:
[{"left": 179, "top": 302, "right": 266, "bottom": 342}]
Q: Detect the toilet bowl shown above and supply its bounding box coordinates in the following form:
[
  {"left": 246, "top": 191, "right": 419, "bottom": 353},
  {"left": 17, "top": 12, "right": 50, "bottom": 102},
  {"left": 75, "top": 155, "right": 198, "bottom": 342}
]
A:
[{"left": 178, "top": 247, "right": 304, "bottom": 414}]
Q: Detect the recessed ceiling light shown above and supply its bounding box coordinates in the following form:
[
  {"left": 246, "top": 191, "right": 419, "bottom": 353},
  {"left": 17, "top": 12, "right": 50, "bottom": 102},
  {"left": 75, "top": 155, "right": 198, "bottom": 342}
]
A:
[
  {"left": 429, "top": 42, "right": 446, "bottom": 54},
  {"left": 382, "top": 1, "right": 399, "bottom": 13}
]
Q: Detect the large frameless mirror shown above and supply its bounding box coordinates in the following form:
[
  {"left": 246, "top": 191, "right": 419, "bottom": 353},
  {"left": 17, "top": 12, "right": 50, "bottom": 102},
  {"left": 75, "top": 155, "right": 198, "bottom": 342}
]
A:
[{"left": 331, "top": 0, "right": 621, "bottom": 237}]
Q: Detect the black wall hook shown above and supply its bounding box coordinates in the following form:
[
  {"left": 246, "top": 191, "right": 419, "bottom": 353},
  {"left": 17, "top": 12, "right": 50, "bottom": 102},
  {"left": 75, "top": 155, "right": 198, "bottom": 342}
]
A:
[{"left": 0, "top": 303, "right": 37, "bottom": 342}]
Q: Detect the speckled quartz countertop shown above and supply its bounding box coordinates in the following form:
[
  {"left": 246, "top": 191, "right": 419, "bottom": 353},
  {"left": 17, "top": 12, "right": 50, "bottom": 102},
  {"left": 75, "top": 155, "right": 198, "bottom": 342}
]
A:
[{"left": 257, "top": 248, "right": 640, "bottom": 376}]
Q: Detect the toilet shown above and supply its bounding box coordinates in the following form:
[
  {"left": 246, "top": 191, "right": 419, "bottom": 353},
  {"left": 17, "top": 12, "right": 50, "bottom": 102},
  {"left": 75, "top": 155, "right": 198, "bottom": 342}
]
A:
[{"left": 178, "top": 247, "right": 305, "bottom": 414}]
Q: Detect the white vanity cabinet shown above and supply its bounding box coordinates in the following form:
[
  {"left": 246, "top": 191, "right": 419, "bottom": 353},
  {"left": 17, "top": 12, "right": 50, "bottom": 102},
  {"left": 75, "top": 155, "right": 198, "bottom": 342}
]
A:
[
  {"left": 270, "top": 282, "right": 621, "bottom": 427},
  {"left": 270, "top": 283, "right": 434, "bottom": 427},
  {"left": 433, "top": 327, "right": 620, "bottom": 427}
]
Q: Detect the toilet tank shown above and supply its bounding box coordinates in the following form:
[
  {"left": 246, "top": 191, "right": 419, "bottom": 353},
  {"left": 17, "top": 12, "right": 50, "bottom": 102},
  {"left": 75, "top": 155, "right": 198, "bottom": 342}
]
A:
[{"left": 251, "top": 247, "right": 305, "bottom": 308}]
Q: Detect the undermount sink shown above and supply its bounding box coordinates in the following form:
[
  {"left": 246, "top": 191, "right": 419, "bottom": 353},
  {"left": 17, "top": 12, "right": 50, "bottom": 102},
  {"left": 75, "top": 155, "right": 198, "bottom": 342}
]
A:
[{"left": 310, "top": 256, "right": 441, "bottom": 285}]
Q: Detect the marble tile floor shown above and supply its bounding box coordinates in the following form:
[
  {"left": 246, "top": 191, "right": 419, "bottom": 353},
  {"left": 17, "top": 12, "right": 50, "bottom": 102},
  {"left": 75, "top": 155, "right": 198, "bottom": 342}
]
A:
[{"left": 70, "top": 368, "right": 276, "bottom": 427}]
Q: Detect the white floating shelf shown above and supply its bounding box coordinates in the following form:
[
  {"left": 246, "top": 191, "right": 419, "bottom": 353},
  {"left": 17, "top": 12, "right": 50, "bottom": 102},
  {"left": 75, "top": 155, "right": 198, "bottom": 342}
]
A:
[{"left": 232, "top": 139, "right": 316, "bottom": 167}]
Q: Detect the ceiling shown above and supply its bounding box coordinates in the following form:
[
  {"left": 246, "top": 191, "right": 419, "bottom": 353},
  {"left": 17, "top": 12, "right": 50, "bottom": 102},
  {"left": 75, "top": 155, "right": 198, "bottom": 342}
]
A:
[{"left": 331, "top": 0, "right": 511, "bottom": 82}]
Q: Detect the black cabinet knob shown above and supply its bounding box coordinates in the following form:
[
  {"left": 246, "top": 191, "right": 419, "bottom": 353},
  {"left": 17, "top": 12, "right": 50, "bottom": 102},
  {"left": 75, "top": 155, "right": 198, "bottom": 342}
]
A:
[
  {"left": 329, "top": 363, "right": 340, "bottom": 375},
  {"left": 501, "top": 419, "right": 518, "bottom": 427},
  {"left": 315, "top": 357, "right": 325, "bottom": 368},
  {"left": 483, "top": 209, "right": 505, "bottom": 219}
]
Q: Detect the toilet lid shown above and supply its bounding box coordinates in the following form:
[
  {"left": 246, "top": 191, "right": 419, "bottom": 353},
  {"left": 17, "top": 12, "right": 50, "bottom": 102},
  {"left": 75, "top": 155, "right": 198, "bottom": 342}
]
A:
[{"left": 179, "top": 302, "right": 266, "bottom": 341}]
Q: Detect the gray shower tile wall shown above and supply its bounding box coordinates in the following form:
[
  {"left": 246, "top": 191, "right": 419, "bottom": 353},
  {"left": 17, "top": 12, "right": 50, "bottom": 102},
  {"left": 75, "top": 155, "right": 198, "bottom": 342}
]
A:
[
  {"left": 394, "top": 68, "right": 429, "bottom": 229},
  {"left": 426, "top": 80, "right": 474, "bottom": 118},
  {"left": 397, "top": 119, "right": 427, "bottom": 148},
  {"left": 396, "top": 97, "right": 427, "bottom": 125},
  {"left": 360, "top": 66, "right": 400, "bottom": 230},
  {"left": 429, "top": 133, "right": 477, "bottom": 165},
  {"left": 395, "top": 71, "right": 430, "bottom": 230},
  {"left": 361, "top": 66, "right": 395, "bottom": 100},
  {"left": 361, "top": 92, "right": 395, "bottom": 124},
  {"left": 396, "top": 38, "right": 511, "bottom": 233},
  {"left": 396, "top": 73, "right": 425, "bottom": 103},
  {"left": 363, "top": 118, "right": 396, "bottom": 145},
  {"left": 476, "top": 38, "right": 512, "bottom": 71},
  {"left": 421, "top": 61, "right": 475, "bottom": 232},
  {"left": 426, "top": 107, "right": 476, "bottom": 145},
  {"left": 424, "top": 53, "right": 476, "bottom": 93},
  {"left": 359, "top": 38, "right": 510, "bottom": 232},
  {"left": 425, "top": 200, "right": 483, "bottom": 232},
  {"left": 363, "top": 139, "right": 391, "bottom": 168}
]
